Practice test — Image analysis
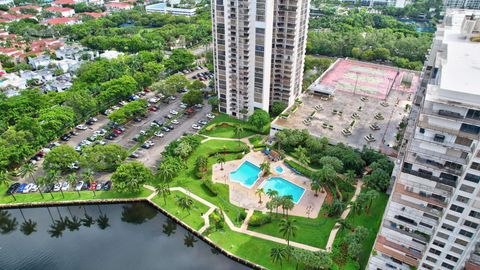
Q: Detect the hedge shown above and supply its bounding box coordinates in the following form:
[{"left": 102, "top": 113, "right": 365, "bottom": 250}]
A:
[
  {"left": 202, "top": 179, "right": 218, "bottom": 196},
  {"left": 248, "top": 212, "right": 272, "bottom": 227}
]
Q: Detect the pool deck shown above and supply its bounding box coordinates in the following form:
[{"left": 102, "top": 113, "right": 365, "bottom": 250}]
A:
[{"left": 212, "top": 151, "right": 325, "bottom": 218}]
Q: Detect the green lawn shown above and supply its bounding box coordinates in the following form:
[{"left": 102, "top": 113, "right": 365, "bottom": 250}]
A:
[
  {"left": 161, "top": 139, "right": 249, "bottom": 226},
  {"left": 332, "top": 189, "right": 389, "bottom": 269},
  {"left": 200, "top": 113, "right": 264, "bottom": 138},
  {"left": 248, "top": 135, "right": 266, "bottom": 147},
  {"left": 151, "top": 190, "right": 210, "bottom": 230},
  {"left": 248, "top": 208, "right": 337, "bottom": 249},
  {"left": 208, "top": 227, "right": 297, "bottom": 270},
  {"left": 0, "top": 185, "right": 152, "bottom": 205}
]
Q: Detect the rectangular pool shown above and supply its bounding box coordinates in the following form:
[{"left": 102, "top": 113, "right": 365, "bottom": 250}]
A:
[
  {"left": 259, "top": 177, "right": 305, "bottom": 204},
  {"left": 229, "top": 161, "right": 262, "bottom": 188}
]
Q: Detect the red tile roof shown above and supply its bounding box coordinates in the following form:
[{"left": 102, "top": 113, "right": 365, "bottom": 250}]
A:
[
  {"left": 45, "top": 7, "right": 74, "bottom": 13},
  {"left": 105, "top": 2, "right": 132, "bottom": 8},
  {"left": 10, "top": 5, "right": 42, "bottom": 13},
  {"left": 41, "top": 17, "right": 78, "bottom": 25},
  {"left": 52, "top": 0, "right": 76, "bottom": 5},
  {"left": 77, "top": 12, "right": 107, "bottom": 18}
]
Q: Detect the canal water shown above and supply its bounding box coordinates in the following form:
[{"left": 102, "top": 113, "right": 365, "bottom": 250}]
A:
[{"left": 0, "top": 203, "right": 250, "bottom": 270}]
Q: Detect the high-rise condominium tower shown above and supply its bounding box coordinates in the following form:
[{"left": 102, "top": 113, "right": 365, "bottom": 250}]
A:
[
  {"left": 444, "top": 0, "right": 480, "bottom": 10},
  {"left": 368, "top": 9, "right": 480, "bottom": 270},
  {"left": 211, "top": 0, "right": 310, "bottom": 117}
]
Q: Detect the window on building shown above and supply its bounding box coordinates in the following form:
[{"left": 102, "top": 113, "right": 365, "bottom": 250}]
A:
[
  {"left": 445, "top": 214, "right": 459, "bottom": 222},
  {"left": 434, "top": 134, "right": 445, "bottom": 142},
  {"left": 419, "top": 222, "right": 433, "bottom": 229},
  {"left": 429, "top": 248, "right": 441, "bottom": 255},
  {"left": 460, "top": 184, "right": 475, "bottom": 193},
  {"left": 459, "top": 229, "right": 473, "bottom": 238},
  {"left": 433, "top": 240, "right": 445, "bottom": 248},
  {"left": 455, "top": 136, "right": 473, "bottom": 147},
  {"left": 455, "top": 238, "right": 468, "bottom": 246},
  {"left": 441, "top": 223, "right": 454, "bottom": 231},
  {"left": 441, "top": 262, "right": 454, "bottom": 270},
  {"left": 460, "top": 123, "right": 480, "bottom": 134},
  {"left": 450, "top": 246, "right": 463, "bottom": 255},
  {"left": 436, "top": 232, "right": 449, "bottom": 240},
  {"left": 466, "top": 109, "right": 480, "bottom": 120},
  {"left": 422, "top": 264, "right": 434, "bottom": 270},
  {"left": 470, "top": 210, "right": 480, "bottom": 219},
  {"left": 426, "top": 256, "right": 437, "bottom": 263},
  {"left": 465, "top": 173, "right": 480, "bottom": 183},
  {"left": 464, "top": 220, "right": 479, "bottom": 229},
  {"left": 445, "top": 254, "right": 459, "bottom": 263},
  {"left": 456, "top": 195, "right": 469, "bottom": 204},
  {"left": 450, "top": 204, "right": 464, "bottom": 213},
  {"left": 419, "top": 128, "right": 425, "bottom": 134}
]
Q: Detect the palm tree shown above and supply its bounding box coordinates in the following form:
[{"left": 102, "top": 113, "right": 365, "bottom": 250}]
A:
[
  {"left": 97, "top": 214, "right": 110, "bottom": 230},
  {"left": 0, "top": 210, "right": 18, "bottom": 234},
  {"left": 270, "top": 247, "right": 288, "bottom": 268},
  {"left": 48, "top": 220, "right": 66, "bottom": 238},
  {"left": 48, "top": 171, "right": 63, "bottom": 198},
  {"left": 365, "top": 190, "right": 379, "bottom": 214},
  {"left": 184, "top": 233, "right": 197, "bottom": 247},
  {"left": 255, "top": 188, "right": 265, "bottom": 204},
  {"left": 82, "top": 168, "right": 95, "bottom": 197},
  {"left": 266, "top": 189, "right": 278, "bottom": 200},
  {"left": 162, "top": 220, "right": 177, "bottom": 236},
  {"left": 336, "top": 218, "right": 352, "bottom": 232},
  {"left": 157, "top": 162, "right": 176, "bottom": 189},
  {"left": 310, "top": 180, "right": 321, "bottom": 197},
  {"left": 260, "top": 161, "right": 270, "bottom": 176},
  {"left": 67, "top": 173, "right": 80, "bottom": 197},
  {"left": 175, "top": 195, "right": 193, "bottom": 215},
  {"left": 0, "top": 171, "right": 15, "bottom": 201},
  {"left": 19, "top": 163, "right": 44, "bottom": 199},
  {"left": 81, "top": 213, "right": 95, "bottom": 227},
  {"left": 155, "top": 182, "right": 170, "bottom": 205},
  {"left": 18, "top": 208, "right": 37, "bottom": 236},
  {"left": 281, "top": 196, "right": 295, "bottom": 218},
  {"left": 37, "top": 176, "right": 54, "bottom": 199},
  {"left": 234, "top": 126, "right": 244, "bottom": 145},
  {"left": 345, "top": 170, "right": 356, "bottom": 184},
  {"left": 279, "top": 218, "right": 298, "bottom": 246},
  {"left": 294, "top": 146, "right": 310, "bottom": 166},
  {"left": 66, "top": 216, "right": 81, "bottom": 231},
  {"left": 216, "top": 153, "right": 226, "bottom": 170}
]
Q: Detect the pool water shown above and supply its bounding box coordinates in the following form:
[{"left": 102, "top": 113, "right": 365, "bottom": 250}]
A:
[
  {"left": 274, "top": 166, "right": 284, "bottom": 174},
  {"left": 229, "top": 161, "right": 262, "bottom": 188},
  {"left": 260, "top": 177, "right": 305, "bottom": 203}
]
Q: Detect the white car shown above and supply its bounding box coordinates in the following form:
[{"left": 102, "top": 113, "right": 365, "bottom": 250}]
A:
[
  {"left": 61, "top": 182, "right": 69, "bottom": 191},
  {"left": 169, "top": 96, "right": 176, "bottom": 100},
  {"left": 90, "top": 117, "right": 98, "bottom": 122},
  {"left": 97, "top": 140, "right": 106, "bottom": 145},
  {"left": 53, "top": 183, "right": 61, "bottom": 192},
  {"left": 104, "top": 109, "right": 113, "bottom": 115},
  {"left": 206, "top": 113, "right": 215, "bottom": 119},
  {"left": 195, "top": 104, "right": 203, "bottom": 108},
  {"left": 81, "top": 140, "right": 92, "bottom": 146},
  {"left": 150, "top": 122, "right": 160, "bottom": 128},
  {"left": 192, "top": 124, "right": 201, "bottom": 130},
  {"left": 180, "top": 103, "right": 187, "bottom": 109},
  {"left": 75, "top": 146, "right": 82, "bottom": 152},
  {"left": 140, "top": 130, "right": 147, "bottom": 135},
  {"left": 171, "top": 119, "right": 179, "bottom": 125},
  {"left": 148, "top": 98, "right": 159, "bottom": 103},
  {"left": 76, "top": 125, "right": 88, "bottom": 130},
  {"left": 145, "top": 140, "right": 155, "bottom": 146},
  {"left": 23, "top": 183, "right": 34, "bottom": 193},
  {"left": 30, "top": 184, "right": 38, "bottom": 192},
  {"left": 112, "top": 105, "right": 120, "bottom": 110},
  {"left": 170, "top": 110, "right": 178, "bottom": 115},
  {"left": 154, "top": 131, "right": 164, "bottom": 137},
  {"left": 75, "top": 181, "right": 84, "bottom": 191},
  {"left": 120, "top": 101, "right": 129, "bottom": 106}
]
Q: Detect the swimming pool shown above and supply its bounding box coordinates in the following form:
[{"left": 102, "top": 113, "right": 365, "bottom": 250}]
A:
[
  {"left": 259, "top": 177, "right": 305, "bottom": 204},
  {"left": 274, "top": 166, "right": 284, "bottom": 174},
  {"left": 229, "top": 161, "right": 262, "bottom": 188}
]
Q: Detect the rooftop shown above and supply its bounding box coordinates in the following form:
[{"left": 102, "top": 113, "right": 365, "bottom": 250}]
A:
[{"left": 437, "top": 9, "right": 480, "bottom": 97}]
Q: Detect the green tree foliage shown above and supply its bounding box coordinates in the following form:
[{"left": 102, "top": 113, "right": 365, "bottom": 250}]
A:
[
  {"left": 82, "top": 144, "right": 129, "bottom": 172},
  {"left": 108, "top": 99, "right": 147, "bottom": 124},
  {"left": 64, "top": 89, "right": 98, "bottom": 120},
  {"left": 43, "top": 145, "right": 82, "bottom": 173},
  {"left": 248, "top": 109, "right": 270, "bottom": 131},
  {"left": 181, "top": 90, "right": 203, "bottom": 106},
  {"left": 271, "top": 101, "right": 287, "bottom": 117},
  {"left": 318, "top": 156, "right": 344, "bottom": 173},
  {"left": 98, "top": 75, "right": 139, "bottom": 108},
  {"left": 111, "top": 162, "right": 153, "bottom": 193},
  {"left": 363, "top": 168, "right": 391, "bottom": 192},
  {"left": 152, "top": 74, "right": 189, "bottom": 96},
  {"left": 188, "top": 80, "right": 206, "bottom": 91},
  {"left": 164, "top": 49, "right": 195, "bottom": 72}
]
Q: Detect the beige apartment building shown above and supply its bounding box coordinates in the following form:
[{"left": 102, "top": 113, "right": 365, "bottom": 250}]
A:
[
  {"left": 368, "top": 9, "right": 480, "bottom": 270},
  {"left": 211, "top": 0, "right": 309, "bottom": 117}
]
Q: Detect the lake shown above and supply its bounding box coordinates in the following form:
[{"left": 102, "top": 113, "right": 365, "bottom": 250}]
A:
[{"left": 0, "top": 203, "right": 250, "bottom": 270}]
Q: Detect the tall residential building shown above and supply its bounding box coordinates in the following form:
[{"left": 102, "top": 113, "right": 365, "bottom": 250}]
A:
[
  {"left": 369, "top": 9, "right": 480, "bottom": 270},
  {"left": 211, "top": 0, "right": 310, "bottom": 117},
  {"left": 445, "top": 0, "right": 480, "bottom": 10}
]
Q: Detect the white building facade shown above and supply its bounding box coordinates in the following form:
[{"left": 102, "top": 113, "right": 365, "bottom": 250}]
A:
[
  {"left": 369, "top": 9, "right": 480, "bottom": 270},
  {"left": 212, "top": 0, "right": 310, "bottom": 117}
]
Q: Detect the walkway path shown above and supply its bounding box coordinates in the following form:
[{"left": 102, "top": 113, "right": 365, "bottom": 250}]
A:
[{"left": 325, "top": 180, "right": 364, "bottom": 251}]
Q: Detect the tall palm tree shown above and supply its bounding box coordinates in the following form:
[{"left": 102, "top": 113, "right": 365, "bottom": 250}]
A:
[
  {"left": 216, "top": 153, "right": 226, "bottom": 171},
  {"left": 255, "top": 188, "right": 265, "bottom": 204},
  {"left": 260, "top": 161, "right": 270, "bottom": 176},
  {"left": 97, "top": 214, "right": 110, "bottom": 230},
  {"left": 294, "top": 146, "right": 310, "bottom": 166},
  {"left": 82, "top": 169, "right": 95, "bottom": 197},
  {"left": 48, "top": 171, "right": 63, "bottom": 199},
  {"left": 67, "top": 173, "right": 80, "bottom": 197},
  {"left": 365, "top": 190, "right": 379, "bottom": 214},
  {"left": 310, "top": 180, "right": 321, "bottom": 197},
  {"left": 234, "top": 126, "right": 244, "bottom": 145},
  {"left": 0, "top": 171, "right": 15, "bottom": 201},
  {"left": 266, "top": 189, "right": 278, "bottom": 200},
  {"left": 19, "top": 163, "right": 44, "bottom": 199},
  {"left": 162, "top": 220, "right": 177, "bottom": 236},
  {"left": 66, "top": 216, "right": 81, "bottom": 231},
  {"left": 270, "top": 247, "right": 288, "bottom": 268},
  {"left": 279, "top": 218, "right": 298, "bottom": 246},
  {"left": 281, "top": 196, "right": 295, "bottom": 218},
  {"left": 37, "top": 176, "right": 54, "bottom": 199},
  {"left": 155, "top": 182, "right": 170, "bottom": 205},
  {"left": 20, "top": 219, "right": 37, "bottom": 236},
  {"left": 0, "top": 210, "right": 18, "bottom": 234},
  {"left": 157, "top": 162, "right": 176, "bottom": 189},
  {"left": 175, "top": 195, "right": 193, "bottom": 215},
  {"left": 184, "top": 233, "right": 197, "bottom": 247}
]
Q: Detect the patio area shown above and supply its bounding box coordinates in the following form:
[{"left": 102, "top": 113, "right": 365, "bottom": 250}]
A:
[{"left": 212, "top": 150, "right": 325, "bottom": 218}]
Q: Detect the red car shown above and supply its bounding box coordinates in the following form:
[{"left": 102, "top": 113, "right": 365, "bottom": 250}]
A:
[
  {"left": 143, "top": 88, "right": 151, "bottom": 92},
  {"left": 148, "top": 106, "right": 158, "bottom": 112},
  {"left": 36, "top": 151, "right": 45, "bottom": 157},
  {"left": 89, "top": 182, "right": 96, "bottom": 190},
  {"left": 113, "top": 129, "right": 122, "bottom": 135}
]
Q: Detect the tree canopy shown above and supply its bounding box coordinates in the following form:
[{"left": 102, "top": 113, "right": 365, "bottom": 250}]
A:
[{"left": 111, "top": 162, "right": 153, "bottom": 193}]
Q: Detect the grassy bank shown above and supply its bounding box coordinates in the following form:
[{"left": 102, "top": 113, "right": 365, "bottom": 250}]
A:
[{"left": 200, "top": 113, "right": 266, "bottom": 138}]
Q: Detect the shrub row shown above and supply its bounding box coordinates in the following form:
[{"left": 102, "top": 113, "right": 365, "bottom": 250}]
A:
[
  {"left": 202, "top": 179, "right": 218, "bottom": 196},
  {"left": 248, "top": 212, "right": 272, "bottom": 227}
]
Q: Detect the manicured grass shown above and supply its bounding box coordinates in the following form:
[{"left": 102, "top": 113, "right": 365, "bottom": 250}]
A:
[
  {"left": 162, "top": 139, "right": 249, "bottom": 226},
  {"left": 200, "top": 113, "right": 265, "bottom": 138},
  {"left": 151, "top": 190, "right": 210, "bottom": 230},
  {"left": 0, "top": 186, "right": 152, "bottom": 205},
  {"left": 332, "top": 189, "right": 389, "bottom": 269},
  {"left": 248, "top": 135, "right": 266, "bottom": 147},
  {"left": 208, "top": 227, "right": 297, "bottom": 270},
  {"left": 248, "top": 208, "right": 337, "bottom": 249}
]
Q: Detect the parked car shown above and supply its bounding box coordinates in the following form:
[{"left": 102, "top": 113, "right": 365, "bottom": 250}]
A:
[
  {"left": 195, "top": 104, "right": 203, "bottom": 109},
  {"left": 154, "top": 131, "right": 164, "bottom": 137},
  {"left": 198, "top": 120, "right": 208, "bottom": 125},
  {"left": 164, "top": 114, "right": 173, "bottom": 119},
  {"left": 76, "top": 125, "right": 88, "bottom": 130},
  {"left": 192, "top": 124, "right": 201, "bottom": 130},
  {"left": 69, "top": 131, "right": 79, "bottom": 136},
  {"left": 16, "top": 183, "right": 27, "bottom": 193},
  {"left": 140, "top": 130, "right": 147, "bottom": 136},
  {"left": 133, "top": 117, "right": 142, "bottom": 122},
  {"left": 6, "top": 183, "right": 20, "bottom": 195},
  {"left": 53, "top": 183, "right": 61, "bottom": 192},
  {"left": 153, "top": 120, "right": 164, "bottom": 126},
  {"left": 61, "top": 182, "right": 69, "bottom": 191},
  {"left": 206, "top": 113, "right": 216, "bottom": 119},
  {"left": 96, "top": 183, "right": 102, "bottom": 191},
  {"left": 30, "top": 184, "right": 38, "bottom": 193},
  {"left": 106, "top": 134, "right": 116, "bottom": 140},
  {"left": 61, "top": 134, "right": 71, "bottom": 141},
  {"left": 167, "top": 124, "right": 175, "bottom": 130},
  {"left": 180, "top": 103, "right": 187, "bottom": 109},
  {"left": 81, "top": 182, "right": 90, "bottom": 190},
  {"left": 161, "top": 126, "right": 170, "bottom": 132},
  {"left": 171, "top": 119, "right": 179, "bottom": 125},
  {"left": 169, "top": 110, "right": 178, "bottom": 115},
  {"left": 23, "top": 183, "right": 34, "bottom": 193},
  {"left": 75, "top": 181, "right": 84, "bottom": 191},
  {"left": 89, "top": 182, "right": 97, "bottom": 191},
  {"left": 103, "top": 181, "right": 112, "bottom": 191},
  {"left": 130, "top": 152, "right": 140, "bottom": 158},
  {"left": 150, "top": 122, "right": 160, "bottom": 128},
  {"left": 148, "top": 106, "right": 158, "bottom": 112},
  {"left": 96, "top": 140, "right": 106, "bottom": 145},
  {"left": 44, "top": 184, "right": 55, "bottom": 193},
  {"left": 113, "top": 129, "right": 122, "bottom": 135}
]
